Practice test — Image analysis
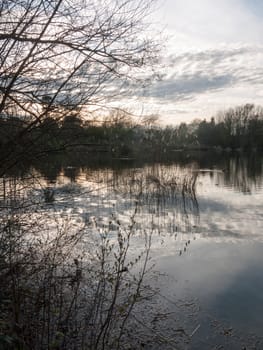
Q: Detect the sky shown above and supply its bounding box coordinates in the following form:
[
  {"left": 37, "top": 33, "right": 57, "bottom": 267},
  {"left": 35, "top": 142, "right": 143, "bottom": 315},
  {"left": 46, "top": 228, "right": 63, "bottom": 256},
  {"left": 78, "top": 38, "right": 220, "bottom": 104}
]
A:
[{"left": 134, "top": 0, "right": 263, "bottom": 125}]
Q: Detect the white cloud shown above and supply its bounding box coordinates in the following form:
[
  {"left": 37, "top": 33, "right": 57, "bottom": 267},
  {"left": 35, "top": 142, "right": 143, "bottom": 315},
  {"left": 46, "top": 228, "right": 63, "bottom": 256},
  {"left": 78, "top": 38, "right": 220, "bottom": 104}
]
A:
[
  {"left": 116, "top": 1, "right": 263, "bottom": 124},
  {"left": 159, "top": 0, "right": 263, "bottom": 52},
  {"left": 135, "top": 46, "right": 262, "bottom": 121},
  {"left": 136, "top": 0, "right": 263, "bottom": 124}
]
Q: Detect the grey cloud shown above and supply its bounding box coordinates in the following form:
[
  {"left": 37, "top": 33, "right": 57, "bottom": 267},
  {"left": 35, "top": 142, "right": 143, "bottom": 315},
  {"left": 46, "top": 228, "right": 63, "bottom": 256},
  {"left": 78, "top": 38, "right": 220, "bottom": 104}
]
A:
[
  {"left": 141, "top": 74, "right": 233, "bottom": 101},
  {"left": 138, "top": 46, "right": 263, "bottom": 103}
]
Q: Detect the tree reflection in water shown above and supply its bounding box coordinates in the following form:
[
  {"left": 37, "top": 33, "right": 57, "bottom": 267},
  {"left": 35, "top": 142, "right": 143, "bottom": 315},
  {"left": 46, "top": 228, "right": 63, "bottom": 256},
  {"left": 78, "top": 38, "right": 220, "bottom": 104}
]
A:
[{"left": 0, "top": 154, "right": 262, "bottom": 349}]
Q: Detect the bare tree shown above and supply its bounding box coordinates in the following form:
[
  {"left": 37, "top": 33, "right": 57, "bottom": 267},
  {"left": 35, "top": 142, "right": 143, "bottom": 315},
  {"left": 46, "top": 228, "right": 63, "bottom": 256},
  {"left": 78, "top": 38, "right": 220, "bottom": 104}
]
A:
[
  {"left": 0, "top": 4, "right": 185, "bottom": 349},
  {"left": 141, "top": 113, "right": 160, "bottom": 127},
  {"left": 0, "top": 0, "right": 159, "bottom": 173}
]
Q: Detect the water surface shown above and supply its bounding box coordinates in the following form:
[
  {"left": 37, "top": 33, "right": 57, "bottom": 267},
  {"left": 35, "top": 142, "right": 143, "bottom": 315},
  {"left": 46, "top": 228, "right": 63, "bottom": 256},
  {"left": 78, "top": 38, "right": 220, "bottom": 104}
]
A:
[{"left": 1, "top": 153, "right": 263, "bottom": 348}]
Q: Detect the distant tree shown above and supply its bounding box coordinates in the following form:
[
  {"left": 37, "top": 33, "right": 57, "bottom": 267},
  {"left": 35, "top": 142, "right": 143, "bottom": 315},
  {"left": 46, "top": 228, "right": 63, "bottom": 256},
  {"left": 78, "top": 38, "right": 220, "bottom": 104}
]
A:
[
  {"left": 216, "top": 104, "right": 263, "bottom": 149},
  {"left": 197, "top": 118, "right": 216, "bottom": 146},
  {"left": 176, "top": 123, "right": 189, "bottom": 146},
  {"left": 103, "top": 109, "right": 135, "bottom": 128},
  {"left": 141, "top": 114, "right": 160, "bottom": 128}
]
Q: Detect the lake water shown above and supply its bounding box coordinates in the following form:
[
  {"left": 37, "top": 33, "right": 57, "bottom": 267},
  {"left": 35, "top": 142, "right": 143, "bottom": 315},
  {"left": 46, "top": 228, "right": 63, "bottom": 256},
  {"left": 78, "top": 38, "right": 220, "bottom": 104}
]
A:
[
  {"left": 154, "top": 157, "right": 263, "bottom": 349},
  {"left": 2, "top": 152, "right": 263, "bottom": 349}
]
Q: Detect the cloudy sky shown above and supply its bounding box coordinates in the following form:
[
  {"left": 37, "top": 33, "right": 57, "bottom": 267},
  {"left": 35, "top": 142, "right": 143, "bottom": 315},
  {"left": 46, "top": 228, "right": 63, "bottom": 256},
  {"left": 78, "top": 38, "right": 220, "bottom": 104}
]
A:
[{"left": 137, "top": 0, "right": 263, "bottom": 124}]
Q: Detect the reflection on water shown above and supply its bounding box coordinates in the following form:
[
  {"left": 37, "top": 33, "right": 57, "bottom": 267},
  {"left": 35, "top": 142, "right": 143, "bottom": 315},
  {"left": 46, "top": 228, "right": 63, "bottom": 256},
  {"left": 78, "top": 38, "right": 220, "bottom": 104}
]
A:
[
  {"left": 0, "top": 154, "right": 262, "bottom": 255},
  {"left": 1, "top": 153, "right": 263, "bottom": 348},
  {"left": 195, "top": 155, "right": 263, "bottom": 194}
]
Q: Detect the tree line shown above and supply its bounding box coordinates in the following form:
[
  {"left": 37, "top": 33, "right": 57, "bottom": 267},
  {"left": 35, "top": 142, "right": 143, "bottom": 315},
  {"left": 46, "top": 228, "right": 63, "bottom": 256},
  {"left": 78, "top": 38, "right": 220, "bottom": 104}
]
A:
[
  {"left": 1, "top": 104, "right": 262, "bottom": 164},
  {"left": 147, "top": 104, "right": 263, "bottom": 152}
]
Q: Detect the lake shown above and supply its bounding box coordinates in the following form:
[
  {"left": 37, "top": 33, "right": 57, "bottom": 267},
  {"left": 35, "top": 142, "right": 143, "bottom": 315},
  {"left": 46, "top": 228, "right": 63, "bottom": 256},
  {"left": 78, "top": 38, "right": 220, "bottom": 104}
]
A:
[{"left": 1, "top": 152, "right": 263, "bottom": 349}]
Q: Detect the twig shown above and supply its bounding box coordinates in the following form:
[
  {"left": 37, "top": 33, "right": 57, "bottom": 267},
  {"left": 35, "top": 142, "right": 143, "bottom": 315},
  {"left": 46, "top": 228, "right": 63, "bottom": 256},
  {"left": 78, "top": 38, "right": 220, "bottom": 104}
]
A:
[{"left": 190, "top": 324, "right": 200, "bottom": 338}]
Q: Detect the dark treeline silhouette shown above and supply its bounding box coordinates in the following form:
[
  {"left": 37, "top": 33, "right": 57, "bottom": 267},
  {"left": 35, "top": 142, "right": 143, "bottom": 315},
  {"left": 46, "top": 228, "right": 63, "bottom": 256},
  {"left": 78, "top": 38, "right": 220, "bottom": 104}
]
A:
[
  {"left": 147, "top": 104, "right": 263, "bottom": 153},
  {"left": 196, "top": 104, "right": 263, "bottom": 150},
  {"left": 0, "top": 104, "right": 262, "bottom": 171}
]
